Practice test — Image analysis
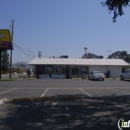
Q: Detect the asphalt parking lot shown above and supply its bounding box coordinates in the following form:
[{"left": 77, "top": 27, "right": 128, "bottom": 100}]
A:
[
  {"left": 0, "top": 79, "right": 130, "bottom": 130},
  {"left": 0, "top": 78, "right": 130, "bottom": 99}
]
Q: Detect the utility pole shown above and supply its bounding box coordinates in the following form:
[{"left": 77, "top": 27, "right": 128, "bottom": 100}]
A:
[
  {"left": 0, "top": 50, "right": 2, "bottom": 79},
  {"left": 9, "top": 19, "right": 14, "bottom": 78},
  {"left": 38, "top": 51, "right": 42, "bottom": 58}
]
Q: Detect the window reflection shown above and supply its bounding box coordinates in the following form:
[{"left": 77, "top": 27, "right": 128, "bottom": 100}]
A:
[
  {"left": 45, "top": 66, "right": 53, "bottom": 74},
  {"left": 55, "top": 66, "right": 65, "bottom": 74}
]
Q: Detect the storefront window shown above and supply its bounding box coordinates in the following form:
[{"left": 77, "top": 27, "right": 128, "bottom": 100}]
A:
[
  {"left": 44, "top": 66, "right": 53, "bottom": 74},
  {"left": 37, "top": 66, "right": 43, "bottom": 74},
  {"left": 55, "top": 66, "right": 65, "bottom": 74},
  {"left": 71, "top": 66, "right": 88, "bottom": 75},
  {"left": 71, "top": 66, "right": 79, "bottom": 75},
  {"left": 80, "top": 67, "right": 88, "bottom": 74}
]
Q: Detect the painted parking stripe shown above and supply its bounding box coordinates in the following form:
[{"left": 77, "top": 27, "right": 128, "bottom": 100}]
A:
[
  {"left": 107, "top": 88, "right": 130, "bottom": 95},
  {"left": 0, "top": 98, "right": 8, "bottom": 105},
  {"left": 0, "top": 88, "right": 17, "bottom": 95},
  {"left": 41, "top": 88, "right": 49, "bottom": 97},
  {"left": 79, "top": 88, "right": 92, "bottom": 97}
]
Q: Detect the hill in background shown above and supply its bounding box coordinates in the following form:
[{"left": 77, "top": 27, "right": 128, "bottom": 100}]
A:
[{"left": 12, "top": 62, "right": 34, "bottom": 69}]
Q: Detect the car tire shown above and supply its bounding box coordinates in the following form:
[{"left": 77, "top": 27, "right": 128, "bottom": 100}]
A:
[
  {"left": 102, "top": 79, "right": 104, "bottom": 81},
  {"left": 120, "top": 75, "right": 124, "bottom": 80}
]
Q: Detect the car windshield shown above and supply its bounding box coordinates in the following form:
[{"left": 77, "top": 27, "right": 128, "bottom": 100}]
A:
[{"left": 93, "top": 71, "right": 102, "bottom": 74}]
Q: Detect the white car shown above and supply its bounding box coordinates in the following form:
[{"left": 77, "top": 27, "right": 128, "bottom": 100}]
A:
[
  {"left": 120, "top": 69, "right": 130, "bottom": 80},
  {"left": 23, "top": 72, "right": 27, "bottom": 75},
  {"left": 88, "top": 71, "right": 105, "bottom": 81},
  {"left": 13, "top": 72, "right": 17, "bottom": 75}
]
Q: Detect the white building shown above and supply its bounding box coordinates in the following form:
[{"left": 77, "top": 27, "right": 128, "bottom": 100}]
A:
[{"left": 29, "top": 58, "right": 129, "bottom": 79}]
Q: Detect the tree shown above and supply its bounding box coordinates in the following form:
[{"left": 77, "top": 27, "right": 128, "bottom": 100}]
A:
[
  {"left": 82, "top": 53, "right": 97, "bottom": 58},
  {"left": 1, "top": 50, "right": 9, "bottom": 73},
  {"left": 108, "top": 50, "right": 130, "bottom": 63},
  {"left": 101, "top": 0, "right": 130, "bottom": 22}
]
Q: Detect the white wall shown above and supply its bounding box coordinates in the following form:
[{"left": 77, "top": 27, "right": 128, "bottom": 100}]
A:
[
  {"left": 109, "top": 66, "right": 122, "bottom": 78},
  {"left": 89, "top": 65, "right": 122, "bottom": 78}
]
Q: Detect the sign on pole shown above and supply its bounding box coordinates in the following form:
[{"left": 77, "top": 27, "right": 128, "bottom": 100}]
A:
[
  {"left": 0, "top": 29, "right": 13, "bottom": 50},
  {"left": 0, "top": 29, "right": 13, "bottom": 79}
]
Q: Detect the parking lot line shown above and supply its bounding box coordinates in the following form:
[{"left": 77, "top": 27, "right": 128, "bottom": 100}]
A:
[
  {"left": 41, "top": 88, "right": 49, "bottom": 97},
  {"left": 79, "top": 88, "right": 92, "bottom": 97},
  {"left": 17, "top": 88, "right": 46, "bottom": 89},
  {"left": 50, "top": 88, "right": 82, "bottom": 89},
  {"left": 0, "top": 88, "right": 17, "bottom": 95},
  {"left": 107, "top": 88, "right": 130, "bottom": 95}
]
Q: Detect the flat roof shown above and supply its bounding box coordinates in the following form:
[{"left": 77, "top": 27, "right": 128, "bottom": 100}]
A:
[{"left": 29, "top": 58, "right": 130, "bottom": 66}]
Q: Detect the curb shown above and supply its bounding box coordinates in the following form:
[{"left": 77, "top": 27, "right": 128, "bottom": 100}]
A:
[
  {"left": 11, "top": 97, "right": 96, "bottom": 106},
  {"left": 72, "top": 78, "right": 82, "bottom": 80},
  {"left": 26, "top": 78, "right": 36, "bottom": 79},
  {"left": 7, "top": 95, "right": 130, "bottom": 106},
  {"left": 0, "top": 79, "right": 17, "bottom": 81},
  {"left": 105, "top": 78, "right": 120, "bottom": 80},
  {"left": 72, "top": 78, "right": 120, "bottom": 80}
]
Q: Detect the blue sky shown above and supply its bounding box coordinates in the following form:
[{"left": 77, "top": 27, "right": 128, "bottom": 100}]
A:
[{"left": 0, "top": 0, "right": 130, "bottom": 63}]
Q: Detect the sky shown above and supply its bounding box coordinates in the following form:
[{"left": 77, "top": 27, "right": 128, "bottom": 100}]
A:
[{"left": 0, "top": 0, "right": 130, "bottom": 63}]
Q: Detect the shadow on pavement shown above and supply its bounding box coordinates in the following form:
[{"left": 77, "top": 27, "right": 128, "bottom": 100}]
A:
[
  {"left": 119, "top": 79, "right": 130, "bottom": 82},
  {"left": 0, "top": 95, "right": 130, "bottom": 130}
]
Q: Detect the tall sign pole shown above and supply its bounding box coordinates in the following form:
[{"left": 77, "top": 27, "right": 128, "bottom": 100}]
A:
[
  {"left": 0, "top": 50, "right": 2, "bottom": 79},
  {"left": 0, "top": 29, "right": 12, "bottom": 79},
  {"left": 9, "top": 19, "right": 14, "bottom": 78}
]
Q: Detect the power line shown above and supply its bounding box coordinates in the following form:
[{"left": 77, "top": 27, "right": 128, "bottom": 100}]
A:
[
  {"left": 14, "top": 43, "right": 50, "bottom": 58},
  {"left": 13, "top": 43, "right": 37, "bottom": 55},
  {"left": 105, "top": 50, "right": 112, "bottom": 57},
  {"left": 14, "top": 44, "right": 35, "bottom": 59}
]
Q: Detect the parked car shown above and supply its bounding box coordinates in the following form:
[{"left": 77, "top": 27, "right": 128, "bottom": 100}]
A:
[
  {"left": 88, "top": 71, "right": 105, "bottom": 81},
  {"left": 13, "top": 72, "right": 17, "bottom": 75},
  {"left": 120, "top": 69, "right": 130, "bottom": 80},
  {"left": 23, "top": 72, "right": 27, "bottom": 75}
]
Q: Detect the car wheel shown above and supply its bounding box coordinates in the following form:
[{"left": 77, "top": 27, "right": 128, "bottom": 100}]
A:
[
  {"left": 88, "top": 76, "right": 90, "bottom": 80},
  {"left": 120, "top": 75, "right": 124, "bottom": 80},
  {"left": 102, "top": 79, "right": 104, "bottom": 81}
]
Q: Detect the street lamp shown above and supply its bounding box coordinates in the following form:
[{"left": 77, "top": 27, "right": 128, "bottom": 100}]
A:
[{"left": 84, "top": 47, "right": 88, "bottom": 55}]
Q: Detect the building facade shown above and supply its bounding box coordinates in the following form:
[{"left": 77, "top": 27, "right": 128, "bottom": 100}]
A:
[{"left": 29, "top": 58, "right": 129, "bottom": 79}]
